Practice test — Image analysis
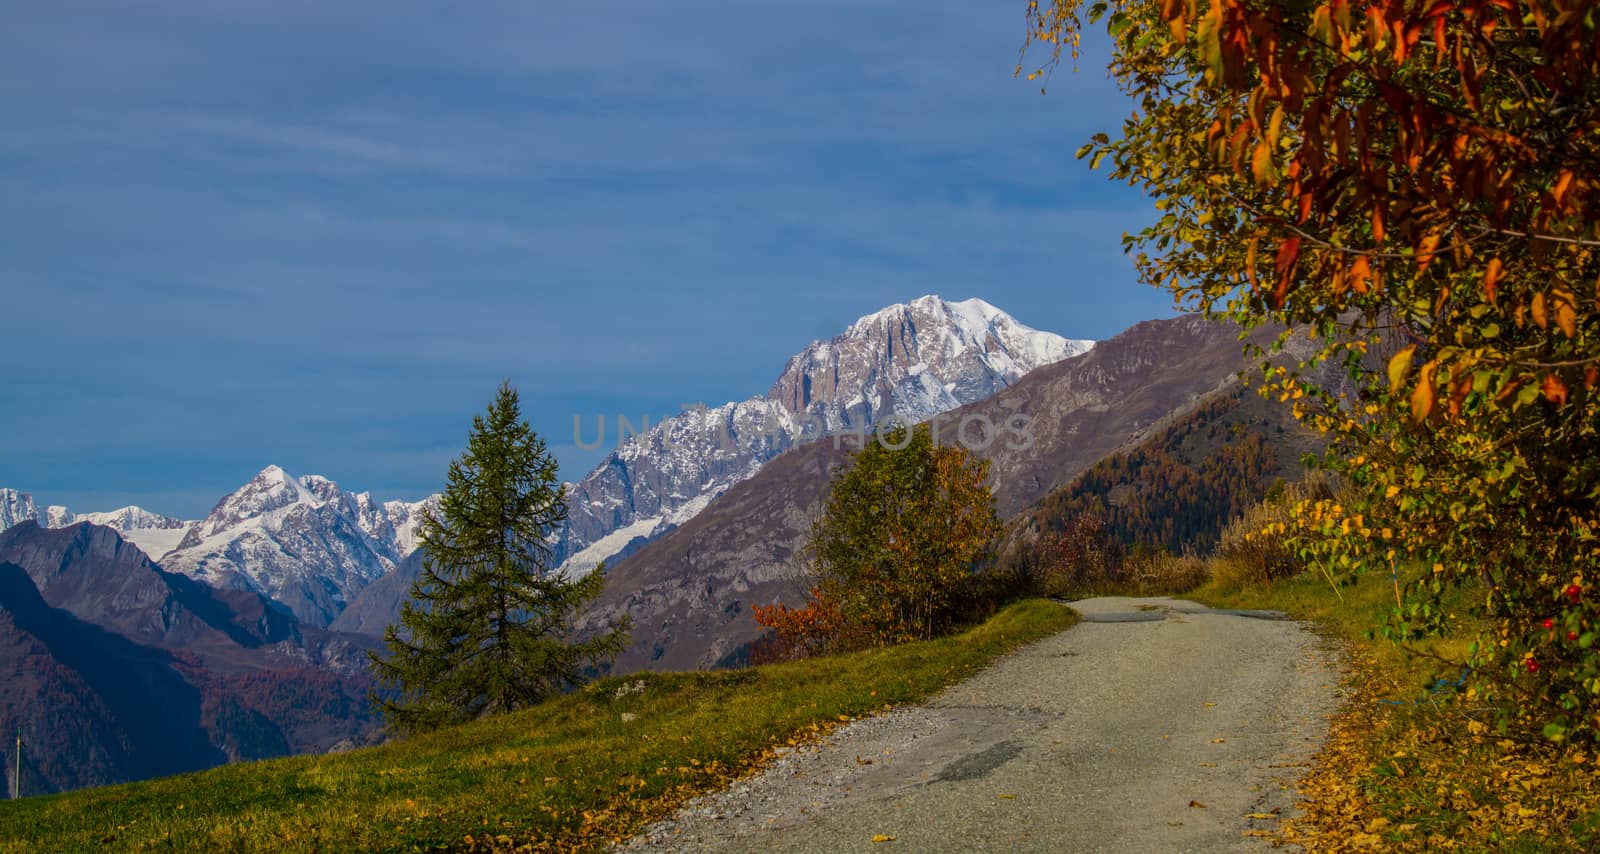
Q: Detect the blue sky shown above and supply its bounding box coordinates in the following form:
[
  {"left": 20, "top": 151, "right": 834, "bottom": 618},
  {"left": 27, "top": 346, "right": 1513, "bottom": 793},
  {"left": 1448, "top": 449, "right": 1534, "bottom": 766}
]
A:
[{"left": 0, "top": 0, "right": 1171, "bottom": 518}]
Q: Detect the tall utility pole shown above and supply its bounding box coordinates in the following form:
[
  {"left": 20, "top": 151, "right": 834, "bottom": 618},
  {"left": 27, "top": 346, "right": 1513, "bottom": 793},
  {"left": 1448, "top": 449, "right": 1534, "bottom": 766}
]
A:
[{"left": 12, "top": 728, "right": 19, "bottom": 800}]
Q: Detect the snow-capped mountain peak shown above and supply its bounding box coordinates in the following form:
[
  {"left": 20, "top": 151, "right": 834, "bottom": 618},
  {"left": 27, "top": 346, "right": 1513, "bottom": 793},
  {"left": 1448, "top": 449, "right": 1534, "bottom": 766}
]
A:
[
  {"left": 156, "top": 465, "right": 440, "bottom": 626},
  {"left": 769, "top": 295, "right": 1089, "bottom": 423},
  {"left": 557, "top": 295, "right": 1092, "bottom": 575},
  {"left": 298, "top": 473, "right": 344, "bottom": 504},
  {"left": 383, "top": 495, "right": 439, "bottom": 555},
  {"left": 184, "top": 465, "right": 318, "bottom": 542},
  {"left": 74, "top": 505, "right": 188, "bottom": 531}
]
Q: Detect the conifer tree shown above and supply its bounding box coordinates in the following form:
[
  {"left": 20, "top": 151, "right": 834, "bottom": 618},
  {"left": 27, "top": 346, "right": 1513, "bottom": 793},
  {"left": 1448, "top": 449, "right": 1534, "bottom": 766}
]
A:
[{"left": 371, "top": 381, "right": 628, "bottom": 734}]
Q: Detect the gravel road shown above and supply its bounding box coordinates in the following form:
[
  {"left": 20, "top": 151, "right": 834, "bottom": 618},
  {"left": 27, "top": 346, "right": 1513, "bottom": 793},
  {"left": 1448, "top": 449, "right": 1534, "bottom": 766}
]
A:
[{"left": 621, "top": 597, "right": 1344, "bottom": 853}]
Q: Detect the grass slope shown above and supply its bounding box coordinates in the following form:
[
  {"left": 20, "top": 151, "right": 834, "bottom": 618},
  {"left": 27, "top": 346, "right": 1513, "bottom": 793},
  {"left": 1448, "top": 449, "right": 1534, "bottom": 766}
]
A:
[
  {"left": 0, "top": 599, "right": 1076, "bottom": 853},
  {"left": 1190, "top": 573, "right": 1600, "bottom": 851}
]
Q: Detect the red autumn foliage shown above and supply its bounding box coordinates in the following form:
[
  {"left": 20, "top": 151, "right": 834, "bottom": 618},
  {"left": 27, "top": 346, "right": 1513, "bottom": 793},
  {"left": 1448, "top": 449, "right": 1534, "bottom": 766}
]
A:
[{"left": 749, "top": 588, "right": 844, "bottom": 665}]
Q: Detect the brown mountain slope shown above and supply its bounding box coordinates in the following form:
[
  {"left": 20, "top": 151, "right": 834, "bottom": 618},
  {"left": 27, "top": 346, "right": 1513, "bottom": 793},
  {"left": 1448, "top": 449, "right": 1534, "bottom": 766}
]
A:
[
  {"left": 580, "top": 314, "right": 1286, "bottom": 672},
  {"left": 331, "top": 548, "right": 424, "bottom": 637},
  {"left": 0, "top": 561, "right": 225, "bottom": 796},
  {"left": 0, "top": 523, "right": 382, "bottom": 794},
  {"left": 0, "top": 522, "right": 300, "bottom": 654}
]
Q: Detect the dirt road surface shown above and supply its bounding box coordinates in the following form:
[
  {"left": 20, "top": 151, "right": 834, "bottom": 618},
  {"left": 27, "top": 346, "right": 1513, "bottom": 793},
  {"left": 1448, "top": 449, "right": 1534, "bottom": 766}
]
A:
[{"left": 622, "top": 597, "right": 1343, "bottom": 853}]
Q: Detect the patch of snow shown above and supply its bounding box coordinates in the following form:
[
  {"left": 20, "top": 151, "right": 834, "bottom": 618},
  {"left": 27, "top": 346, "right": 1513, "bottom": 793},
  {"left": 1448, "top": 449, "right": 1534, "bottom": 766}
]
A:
[
  {"left": 119, "top": 527, "right": 193, "bottom": 562},
  {"left": 559, "top": 515, "right": 664, "bottom": 578}
]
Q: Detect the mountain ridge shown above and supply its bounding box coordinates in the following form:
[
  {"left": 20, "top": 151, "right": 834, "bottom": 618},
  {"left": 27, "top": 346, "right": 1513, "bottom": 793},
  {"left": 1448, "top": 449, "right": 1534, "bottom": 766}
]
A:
[{"left": 0, "top": 475, "right": 437, "bottom": 628}]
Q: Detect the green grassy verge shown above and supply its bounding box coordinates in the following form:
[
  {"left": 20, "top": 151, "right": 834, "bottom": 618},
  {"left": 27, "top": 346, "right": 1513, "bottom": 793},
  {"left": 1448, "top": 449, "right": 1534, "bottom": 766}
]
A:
[
  {"left": 0, "top": 599, "right": 1076, "bottom": 853},
  {"left": 1188, "top": 568, "right": 1478, "bottom": 684},
  {"left": 1188, "top": 572, "right": 1600, "bottom": 851}
]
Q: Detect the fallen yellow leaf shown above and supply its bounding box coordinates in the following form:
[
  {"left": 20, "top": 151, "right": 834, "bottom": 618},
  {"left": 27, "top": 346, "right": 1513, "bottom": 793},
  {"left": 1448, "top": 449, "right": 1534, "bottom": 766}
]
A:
[{"left": 872, "top": 834, "right": 896, "bottom": 843}]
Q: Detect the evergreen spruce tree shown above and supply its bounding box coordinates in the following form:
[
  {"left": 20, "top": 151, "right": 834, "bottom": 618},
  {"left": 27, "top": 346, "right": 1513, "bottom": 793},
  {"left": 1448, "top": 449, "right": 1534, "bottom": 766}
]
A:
[{"left": 371, "top": 381, "right": 629, "bottom": 734}]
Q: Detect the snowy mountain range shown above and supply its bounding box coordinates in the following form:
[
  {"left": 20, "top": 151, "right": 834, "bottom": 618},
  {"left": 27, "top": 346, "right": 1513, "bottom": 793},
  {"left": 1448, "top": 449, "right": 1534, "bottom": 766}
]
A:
[
  {"left": 555, "top": 295, "right": 1091, "bottom": 574},
  {"left": 578, "top": 314, "right": 1294, "bottom": 672},
  {"left": 0, "top": 490, "right": 194, "bottom": 562},
  {"left": 0, "top": 475, "right": 436, "bottom": 626},
  {"left": 0, "top": 295, "right": 1087, "bottom": 629}
]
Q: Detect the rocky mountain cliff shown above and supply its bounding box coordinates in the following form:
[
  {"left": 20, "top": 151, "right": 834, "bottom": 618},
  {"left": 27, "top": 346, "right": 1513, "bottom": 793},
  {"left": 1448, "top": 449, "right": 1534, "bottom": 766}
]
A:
[
  {"left": 576, "top": 314, "right": 1286, "bottom": 672},
  {"left": 0, "top": 489, "right": 39, "bottom": 531}
]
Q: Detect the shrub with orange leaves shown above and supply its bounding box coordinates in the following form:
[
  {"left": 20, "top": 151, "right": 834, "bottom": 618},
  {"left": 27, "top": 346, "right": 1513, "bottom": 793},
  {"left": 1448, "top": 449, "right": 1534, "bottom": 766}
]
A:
[{"left": 750, "top": 589, "right": 846, "bottom": 664}]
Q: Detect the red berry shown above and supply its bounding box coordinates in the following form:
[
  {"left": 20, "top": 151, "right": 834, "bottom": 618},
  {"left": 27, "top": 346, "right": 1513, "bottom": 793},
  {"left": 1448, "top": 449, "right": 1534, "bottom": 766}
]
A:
[
  {"left": 1545, "top": 618, "right": 1556, "bottom": 629},
  {"left": 1567, "top": 584, "right": 1584, "bottom": 601},
  {"left": 1526, "top": 658, "right": 1540, "bottom": 673},
  {"left": 1569, "top": 632, "right": 1580, "bottom": 641}
]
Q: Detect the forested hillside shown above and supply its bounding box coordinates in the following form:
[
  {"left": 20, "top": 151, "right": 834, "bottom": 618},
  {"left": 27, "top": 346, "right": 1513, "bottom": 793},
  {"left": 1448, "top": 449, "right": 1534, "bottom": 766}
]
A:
[{"left": 1013, "top": 388, "right": 1320, "bottom": 558}]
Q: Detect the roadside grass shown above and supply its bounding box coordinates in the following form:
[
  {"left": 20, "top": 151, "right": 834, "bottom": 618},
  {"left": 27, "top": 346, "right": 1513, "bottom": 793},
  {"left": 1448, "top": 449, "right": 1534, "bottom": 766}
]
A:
[
  {"left": 1190, "top": 570, "right": 1600, "bottom": 851},
  {"left": 0, "top": 599, "right": 1076, "bottom": 853}
]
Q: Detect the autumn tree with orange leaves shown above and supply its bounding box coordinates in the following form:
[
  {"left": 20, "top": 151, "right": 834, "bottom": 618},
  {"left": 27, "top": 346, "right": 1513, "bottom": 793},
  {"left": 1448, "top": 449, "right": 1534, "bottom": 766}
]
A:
[
  {"left": 755, "top": 426, "right": 1002, "bottom": 657},
  {"left": 1024, "top": 0, "right": 1600, "bottom": 741}
]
